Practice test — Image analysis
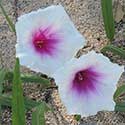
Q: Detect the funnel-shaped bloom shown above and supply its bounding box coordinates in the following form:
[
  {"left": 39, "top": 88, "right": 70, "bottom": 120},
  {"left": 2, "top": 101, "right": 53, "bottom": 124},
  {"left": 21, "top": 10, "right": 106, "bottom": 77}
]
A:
[
  {"left": 15, "top": 5, "right": 85, "bottom": 76},
  {"left": 53, "top": 51, "right": 124, "bottom": 116}
]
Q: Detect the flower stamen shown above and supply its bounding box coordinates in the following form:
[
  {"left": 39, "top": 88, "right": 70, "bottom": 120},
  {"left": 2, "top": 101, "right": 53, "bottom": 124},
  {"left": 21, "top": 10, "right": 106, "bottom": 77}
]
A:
[
  {"left": 72, "top": 68, "right": 101, "bottom": 95},
  {"left": 35, "top": 40, "right": 44, "bottom": 49},
  {"left": 77, "top": 72, "right": 84, "bottom": 81}
]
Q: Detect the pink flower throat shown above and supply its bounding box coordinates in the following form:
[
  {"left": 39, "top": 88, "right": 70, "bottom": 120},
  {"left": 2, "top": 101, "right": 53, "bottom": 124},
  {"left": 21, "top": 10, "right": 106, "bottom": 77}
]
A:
[
  {"left": 32, "top": 27, "right": 60, "bottom": 56},
  {"left": 72, "top": 67, "right": 102, "bottom": 95}
]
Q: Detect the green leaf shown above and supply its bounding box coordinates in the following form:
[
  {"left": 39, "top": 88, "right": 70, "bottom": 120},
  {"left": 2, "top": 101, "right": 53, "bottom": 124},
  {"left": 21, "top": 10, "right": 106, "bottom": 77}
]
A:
[
  {"left": 24, "top": 97, "right": 42, "bottom": 110},
  {"left": 0, "top": 69, "right": 6, "bottom": 95},
  {"left": 115, "top": 102, "right": 125, "bottom": 111},
  {"left": 101, "top": 45, "right": 125, "bottom": 59},
  {"left": 114, "top": 85, "right": 125, "bottom": 112},
  {"left": 0, "top": 69, "right": 6, "bottom": 125},
  {"left": 32, "top": 103, "right": 50, "bottom": 125},
  {"left": 115, "top": 105, "right": 125, "bottom": 112},
  {"left": 74, "top": 115, "right": 81, "bottom": 121},
  {"left": 21, "top": 74, "right": 50, "bottom": 87},
  {"left": 114, "top": 85, "right": 125, "bottom": 100},
  {"left": 101, "top": 0, "right": 115, "bottom": 41},
  {"left": 12, "top": 58, "right": 26, "bottom": 125},
  {"left": 0, "top": 1, "right": 15, "bottom": 32},
  {"left": 5, "top": 72, "right": 50, "bottom": 87},
  {"left": 0, "top": 94, "right": 41, "bottom": 110},
  {"left": 115, "top": 102, "right": 125, "bottom": 107}
]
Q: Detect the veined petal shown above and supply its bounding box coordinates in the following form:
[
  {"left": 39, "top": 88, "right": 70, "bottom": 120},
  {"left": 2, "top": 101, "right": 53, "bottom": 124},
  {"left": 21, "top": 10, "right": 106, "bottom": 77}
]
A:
[
  {"left": 53, "top": 51, "right": 124, "bottom": 116},
  {"left": 15, "top": 5, "right": 86, "bottom": 76}
]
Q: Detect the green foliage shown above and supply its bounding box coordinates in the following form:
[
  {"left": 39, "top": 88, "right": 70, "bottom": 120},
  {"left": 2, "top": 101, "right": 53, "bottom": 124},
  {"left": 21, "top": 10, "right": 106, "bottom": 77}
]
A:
[
  {"left": 0, "top": 95, "right": 41, "bottom": 110},
  {"left": 0, "top": 59, "right": 52, "bottom": 125},
  {"left": 101, "top": 45, "right": 125, "bottom": 59},
  {"left": 115, "top": 102, "right": 125, "bottom": 112},
  {"left": 32, "top": 103, "right": 50, "bottom": 125},
  {"left": 74, "top": 115, "right": 81, "bottom": 121},
  {"left": 114, "top": 85, "right": 125, "bottom": 112},
  {"left": 101, "top": 0, "right": 115, "bottom": 41},
  {"left": 0, "top": 69, "right": 6, "bottom": 124},
  {"left": 21, "top": 74, "right": 50, "bottom": 87},
  {"left": 0, "top": 69, "right": 6, "bottom": 95},
  {"left": 0, "top": 1, "right": 15, "bottom": 32},
  {"left": 5, "top": 71, "right": 50, "bottom": 87},
  {"left": 12, "top": 58, "right": 26, "bottom": 125},
  {"left": 114, "top": 85, "right": 125, "bottom": 101}
]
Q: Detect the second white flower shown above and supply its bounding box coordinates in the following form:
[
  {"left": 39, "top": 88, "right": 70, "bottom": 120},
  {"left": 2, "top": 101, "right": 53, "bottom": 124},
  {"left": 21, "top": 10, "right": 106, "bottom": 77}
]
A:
[{"left": 53, "top": 51, "right": 124, "bottom": 116}]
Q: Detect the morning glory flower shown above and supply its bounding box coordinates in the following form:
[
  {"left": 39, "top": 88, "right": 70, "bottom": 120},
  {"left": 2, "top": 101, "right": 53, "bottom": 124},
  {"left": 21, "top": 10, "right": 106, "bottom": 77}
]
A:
[
  {"left": 15, "top": 5, "right": 85, "bottom": 76},
  {"left": 53, "top": 51, "right": 124, "bottom": 116}
]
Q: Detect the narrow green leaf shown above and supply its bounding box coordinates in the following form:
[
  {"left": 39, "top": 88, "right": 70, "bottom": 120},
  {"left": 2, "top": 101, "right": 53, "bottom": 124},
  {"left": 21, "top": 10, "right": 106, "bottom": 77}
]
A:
[
  {"left": 115, "top": 105, "right": 125, "bottom": 112},
  {"left": 0, "top": 69, "right": 6, "bottom": 95},
  {"left": 4, "top": 71, "right": 13, "bottom": 82},
  {"left": 12, "top": 58, "right": 26, "bottom": 125},
  {"left": 101, "top": 45, "right": 125, "bottom": 59},
  {"left": 101, "top": 0, "right": 115, "bottom": 41},
  {"left": 0, "top": 69, "right": 6, "bottom": 125},
  {"left": 5, "top": 72, "right": 50, "bottom": 87},
  {"left": 21, "top": 74, "right": 50, "bottom": 87},
  {"left": 0, "top": 2, "right": 15, "bottom": 32},
  {"left": 114, "top": 85, "right": 125, "bottom": 100},
  {"left": 115, "top": 102, "right": 125, "bottom": 107},
  {"left": 115, "top": 102, "right": 125, "bottom": 111},
  {"left": 24, "top": 97, "right": 42, "bottom": 110},
  {"left": 0, "top": 95, "right": 41, "bottom": 110},
  {"left": 32, "top": 103, "right": 50, "bottom": 125}
]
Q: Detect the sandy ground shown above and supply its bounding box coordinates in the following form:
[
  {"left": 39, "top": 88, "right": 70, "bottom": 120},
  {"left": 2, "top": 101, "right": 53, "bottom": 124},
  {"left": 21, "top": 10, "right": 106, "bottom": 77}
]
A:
[{"left": 0, "top": 0, "right": 125, "bottom": 125}]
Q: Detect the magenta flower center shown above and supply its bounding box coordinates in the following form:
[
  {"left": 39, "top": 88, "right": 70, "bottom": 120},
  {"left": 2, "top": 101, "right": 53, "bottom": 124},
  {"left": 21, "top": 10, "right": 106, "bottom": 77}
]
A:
[
  {"left": 35, "top": 40, "right": 44, "bottom": 48},
  {"left": 72, "top": 67, "right": 101, "bottom": 95},
  {"left": 32, "top": 27, "right": 60, "bottom": 56}
]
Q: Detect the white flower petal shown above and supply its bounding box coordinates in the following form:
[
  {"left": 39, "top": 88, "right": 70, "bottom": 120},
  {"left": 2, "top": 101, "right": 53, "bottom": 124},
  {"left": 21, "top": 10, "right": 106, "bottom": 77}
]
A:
[
  {"left": 15, "top": 5, "right": 85, "bottom": 76},
  {"left": 53, "top": 51, "right": 124, "bottom": 116}
]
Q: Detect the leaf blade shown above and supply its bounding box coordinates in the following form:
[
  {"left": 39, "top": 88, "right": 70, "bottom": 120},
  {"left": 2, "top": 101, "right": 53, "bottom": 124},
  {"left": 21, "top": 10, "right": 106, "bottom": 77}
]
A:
[
  {"left": 114, "top": 85, "right": 125, "bottom": 100},
  {"left": 101, "top": 0, "right": 115, "bottom": 41},
  {"left": 74, "top": 115, "right": 81, "bottom": 121},
  {"left": 101, "top": 45, "right": 125, "bottom": 59},
  {"left": 32, "top": 103, "right": 50, "bottom": 125},
  {"left": 115, "top": 102, "right": 125, "bottom": 111},
  {"left": 0, "top": 69, "right": 6, "bottom": 125},
  {"left": 12, "top": 58, "right": 26, "bottom": 125},
  {"left": 0, "top": 2, "right": 15, "bottom": 32},
  {"left": 5, "top": 72, "right": 50, "bottom": 87},
  {"left": 0, "top": 94, "right": 41, "bottom": 110},
  {"left": 21, "top": 74, "right": 50, "bottom": 87},
  {"left": 0, "top": 69, "right": 6, "bottom": 95}
]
